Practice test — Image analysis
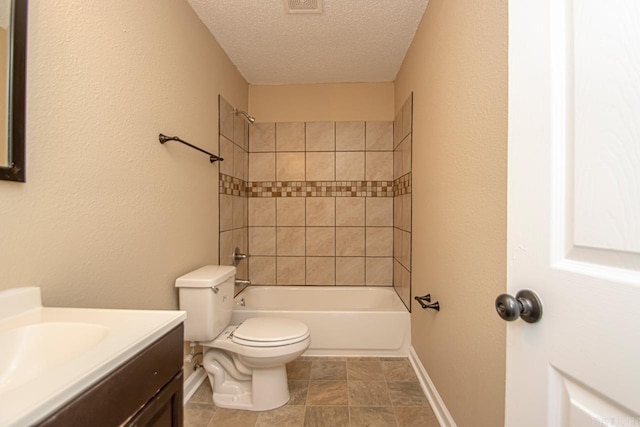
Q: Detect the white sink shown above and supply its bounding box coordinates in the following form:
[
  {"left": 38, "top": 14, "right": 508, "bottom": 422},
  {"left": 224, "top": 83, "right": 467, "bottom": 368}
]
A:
[
  {"left": 0, "top": 322, "right": 109, "bottom": 393},
  {"left": 0, "top": 287, "right": 185, "bottom": 427}
]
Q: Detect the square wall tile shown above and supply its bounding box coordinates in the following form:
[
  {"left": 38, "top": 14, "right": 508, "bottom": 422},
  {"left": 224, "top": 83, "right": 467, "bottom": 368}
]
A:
[
  {"left": 394, "top": 227, "right": 402, "bottom": 261},
  {"left": 365, "top": 152, "right": 393, "bottom": 181},
  {"left": 306, "top": 227, "right": 335, "bottom": 256},
  {"left": 402, "top": 194, "right": 412, "bottom": 231},
  {"left": 233, "top": 144, "right": 248, "bottom": 181},
  {"left": 400, "top": 136, "right": 412, "bottom": 177},
  {"left": 249, "top": 256, "right": 276, "bottom": 285},
  {"left": 394, "top": 111, "right": 402, "bottom": 149},
  {"left": 277, "top": 152, "right": 305, "bottom": 181},
  {"left": 276, "top": 122, "right": 305, "bottom": 152},
  {"left": 306, "top": 257, "right": 335, "bottom": 285},
  {"left": 249, "top": 122, "right": 275, "bottom": 152},
  {"left": 249, "top": 153, "right": 275, "bottom": 182},
  {"left": 232, "top": 195, "right": 246, "bottom": 229},
  {"left": 219, "top": 136, "right": 234, "bottom": 176},
  {"left": 249, "top": 227, "right": 276, "bottom": 256},
  {"left": 400, "top": 229, "right": 411, "bottom": 270},
  {"left": 306, "top": 122, "right": 335, "bottom": 151},
  {"left": 366, "top": 257, "right": 393, "bottom": 286},
  {"left": 277, "top": 257, "right": 306, "bottom": 285},
  {"left": 306, "top": 197, "right": 335, "bottom": 226},
  {"left": 336, "top": 227, "right": 365, "bottom": 256},
  {"left": 219, "top": 97, "right": 234, "bottom": 141},
  {"left": 335, "top": 152, "right": 364, "bottom": 181},
  {"left": 220, "top": 230, "right": 233, "bottom": 265},
  {"left": 306, "top": 152, "right": 335, "bottom": 181},
  {"left": 276, "top": 227, "right": 305, "bottom": 256},
  {"left": 277, "top": 198, "right": 305, "bottom": 226},
  {"left": 219, "top": 194, "right": 233, "bottom": 232},
  {"left": 393, "top": 196, "right": 403, "bottom": 229},
  {"left": 336, "top": 257, "right": 365, "bottom": 286},
  {"left": 234, "top": 114, "right": 248, "bottom": 150},
  {"left": 336, "top": 198, "right": 364, "bottom": 226},
  {"left": 336, "top": 121, "right": 365, "bottom": 151},
  {"left": 393, "top": 148, "right": 402, "bottom": 180},
  {"left": 366, "top": 121, "right": 393, "bottom": 151},
  {"left": 402, "top": 95, "right": 413, "bottom": 140},
  {"left": 366, "top": 198, "right": 393, "bottom": 227},
  {"left": 249, "top": 198, "right": 275, "bottom": 227},
  {"left": 365, "top": 227, "right": 393, "bottom": 257}
]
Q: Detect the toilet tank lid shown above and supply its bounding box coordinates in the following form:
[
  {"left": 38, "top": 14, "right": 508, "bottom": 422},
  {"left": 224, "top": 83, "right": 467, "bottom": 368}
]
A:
[{"left": 175, "top": 265, "right": 236, "bottom": 288}]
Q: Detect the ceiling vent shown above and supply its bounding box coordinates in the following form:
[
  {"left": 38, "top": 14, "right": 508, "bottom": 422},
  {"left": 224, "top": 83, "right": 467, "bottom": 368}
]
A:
[{"left": 283, "top": 0, "right": 322, "bottom": 14}]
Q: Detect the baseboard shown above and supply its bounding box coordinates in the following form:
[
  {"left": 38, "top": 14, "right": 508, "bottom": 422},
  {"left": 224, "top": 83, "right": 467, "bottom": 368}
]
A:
[
  {"left": 408, "top": 346, "right": 457, "bottom": 427},
  {"left": 183, "top": 367, "right": 207, "bottom": 404}
]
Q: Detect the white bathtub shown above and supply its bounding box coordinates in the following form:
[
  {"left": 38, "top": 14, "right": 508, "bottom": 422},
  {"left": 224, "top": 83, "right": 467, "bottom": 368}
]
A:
[{"left": 231, "top": 286, "right": 410, "bottom": 357}]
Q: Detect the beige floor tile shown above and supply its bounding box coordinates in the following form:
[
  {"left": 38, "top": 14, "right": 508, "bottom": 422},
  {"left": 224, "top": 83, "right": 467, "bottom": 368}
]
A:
[
  {"left": 349, "top": 406, "right": 398, "bottom": 427},
  {"left": 348, "top": 381, "right": 392, "bottom": 406},
  {"left": 387, "top": 382, "right": 428, "bottom": 407},
  {"left": 381, "top": 360, "right": 418, "bottom": 382},
  {"left": 207, "top": 408, "right": 259, "bottom": 427},
  {"left": 394, "top": 406, "right": 439, "bottom": 427},
  {"left": 184, "top": 402, "right": 216, "bottom": 427},
  {"left": 304, "top": 406, "right": 350, "bottom": 427},
  {"left": 310, "top": 360, "right": 347, "bottom": 380},
  {"left": 287, "top": 361, "right": 312, "bottom": 380},
  {"left": 307, "top": 380, "right": 349, "bottom": 405},
  {"left": 256, "top": 405, "right": 305, "bottom": 427},
  {"left": 288, "top": 380, "right": 309, "bottom": 405},
  {"left": 189, "top": 380, "right": 213, "bottom": 404},
  {"left": 347, "top": 360, "right": 384, "bottom": 381}
]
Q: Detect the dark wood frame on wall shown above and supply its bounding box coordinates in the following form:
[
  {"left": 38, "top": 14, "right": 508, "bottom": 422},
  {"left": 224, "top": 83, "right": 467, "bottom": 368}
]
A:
[{"left": 0, "top": 0, "right": 27, "bottom": 182}]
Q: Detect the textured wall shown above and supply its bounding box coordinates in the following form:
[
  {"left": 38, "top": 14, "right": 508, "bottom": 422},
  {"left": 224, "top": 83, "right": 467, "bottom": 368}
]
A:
[
  {"left": 0, "top": 0, "right": 247, "bottom": 310},
  {"left": 394, "top": 0, "right": 508, "bottom": 425}
]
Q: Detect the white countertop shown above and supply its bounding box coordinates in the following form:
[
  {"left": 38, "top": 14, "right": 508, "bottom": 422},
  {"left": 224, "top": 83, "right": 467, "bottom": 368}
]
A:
[{"left": 0, "top": 287, "right": 186, "bottom": 427}]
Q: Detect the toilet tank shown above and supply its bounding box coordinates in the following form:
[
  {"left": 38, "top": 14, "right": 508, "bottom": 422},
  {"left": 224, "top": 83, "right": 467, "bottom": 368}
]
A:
[{"left": 175, "top": 265, "right": 236, "bottom": 342}]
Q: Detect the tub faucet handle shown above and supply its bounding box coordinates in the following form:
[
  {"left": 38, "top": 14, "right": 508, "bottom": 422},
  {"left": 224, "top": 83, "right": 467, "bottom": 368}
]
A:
[
  {"left": 235, "top": 279, "right": 251, "bottom": 286},
  {"left": 233, "top": 247, "right": 248, "bottom": 266}
]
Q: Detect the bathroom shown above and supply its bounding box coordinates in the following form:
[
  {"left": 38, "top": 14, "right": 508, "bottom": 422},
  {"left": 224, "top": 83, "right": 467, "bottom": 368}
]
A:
[{"left": 2, "top": 0, "right": 638, "bottom": 426}]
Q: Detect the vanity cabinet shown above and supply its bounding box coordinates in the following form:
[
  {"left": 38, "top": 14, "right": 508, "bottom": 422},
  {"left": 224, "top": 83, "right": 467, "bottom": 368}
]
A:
[{"left": 38, "top": 324, "right": 184, "bottom": 427}]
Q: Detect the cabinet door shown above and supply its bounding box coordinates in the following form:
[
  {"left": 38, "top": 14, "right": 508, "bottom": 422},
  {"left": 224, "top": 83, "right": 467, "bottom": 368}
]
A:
[{"left": 127, "top": 371, "right": 183, "bottom": 427}]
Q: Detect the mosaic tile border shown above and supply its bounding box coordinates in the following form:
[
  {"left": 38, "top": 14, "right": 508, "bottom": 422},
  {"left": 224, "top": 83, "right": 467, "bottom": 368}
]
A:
[
  {"left": 219, "top": 173, "right": 248, "bottom": 197},
  {"left": 393, "top": 172, "right": 412, "bottom": 196}
]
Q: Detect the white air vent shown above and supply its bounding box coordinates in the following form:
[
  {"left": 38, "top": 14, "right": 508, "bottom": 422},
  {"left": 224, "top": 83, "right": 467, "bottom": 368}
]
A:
[{"left": 283, "top": 0, "right": 322, "bottom": 14}]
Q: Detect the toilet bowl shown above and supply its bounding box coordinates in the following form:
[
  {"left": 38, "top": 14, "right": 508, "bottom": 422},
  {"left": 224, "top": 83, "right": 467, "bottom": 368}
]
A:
[{"left": 175, "top": 266, "right": 311, "bottom": 411}]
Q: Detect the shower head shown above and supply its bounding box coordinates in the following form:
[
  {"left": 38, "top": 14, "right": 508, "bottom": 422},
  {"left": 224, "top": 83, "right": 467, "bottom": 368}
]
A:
[{"left": 234, "top": 109, "right": 256, "bottom": 124}]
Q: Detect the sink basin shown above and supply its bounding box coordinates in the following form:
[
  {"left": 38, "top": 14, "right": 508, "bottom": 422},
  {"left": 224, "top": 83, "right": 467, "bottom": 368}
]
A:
[{"left": 0, "top": 322, "right": 109, "bottom": 393}]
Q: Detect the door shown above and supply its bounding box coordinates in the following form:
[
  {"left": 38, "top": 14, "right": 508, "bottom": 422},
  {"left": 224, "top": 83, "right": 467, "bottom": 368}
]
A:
[{"left": 507, "top": 1, "right": 640, "bottom": 426}]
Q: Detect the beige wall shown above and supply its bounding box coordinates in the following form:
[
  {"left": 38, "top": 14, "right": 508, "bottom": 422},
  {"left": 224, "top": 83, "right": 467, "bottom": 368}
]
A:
[
  {"left": 0, "top": 27, "right": 7, "bottom": 166},
  {"left": 0, "top": 1, "right": 247, "bottom": 313},
  {"left": 249, "top": 83, "right": 394, "bottom": 122},
  {"left": 395, "top": 0, "right": 508, "bottom": 426}
]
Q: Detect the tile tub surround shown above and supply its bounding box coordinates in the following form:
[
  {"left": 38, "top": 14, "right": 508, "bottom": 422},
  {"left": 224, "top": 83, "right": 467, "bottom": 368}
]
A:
[
  {"left": 246, "top": 121, "right": 397, "bottom": 287},
  {"left": 184, "top": 357, "right": 439, "bottom": 427}
]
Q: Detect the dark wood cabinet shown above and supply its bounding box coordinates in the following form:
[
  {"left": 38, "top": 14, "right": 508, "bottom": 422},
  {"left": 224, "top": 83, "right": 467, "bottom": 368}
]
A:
[{"left": 39, "top": 324, "right": 184, "bottom": 427}]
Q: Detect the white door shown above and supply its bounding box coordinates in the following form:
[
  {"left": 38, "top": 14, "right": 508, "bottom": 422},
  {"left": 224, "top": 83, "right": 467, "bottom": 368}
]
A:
[{"left": 507, "top": 0, "right": 640, "bottom": 426}]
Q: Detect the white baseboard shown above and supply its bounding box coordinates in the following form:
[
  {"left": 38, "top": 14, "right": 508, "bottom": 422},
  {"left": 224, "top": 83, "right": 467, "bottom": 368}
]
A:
[
  {"left": 408, "top": 346, "right": 457, "bottom": 427},
  {"left": 183, "top": 368, "right": 207, "bottom": 404}
]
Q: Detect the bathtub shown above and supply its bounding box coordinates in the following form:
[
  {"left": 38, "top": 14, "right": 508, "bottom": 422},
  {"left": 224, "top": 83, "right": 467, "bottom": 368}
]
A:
[{"left": 231, "top": 286, "right": 410, "bottom": 357}]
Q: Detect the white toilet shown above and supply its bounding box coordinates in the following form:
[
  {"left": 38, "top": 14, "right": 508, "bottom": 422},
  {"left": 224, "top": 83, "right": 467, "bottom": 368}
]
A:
[{"left": 175, "top": 265, "right": 310, "bottom": 411}]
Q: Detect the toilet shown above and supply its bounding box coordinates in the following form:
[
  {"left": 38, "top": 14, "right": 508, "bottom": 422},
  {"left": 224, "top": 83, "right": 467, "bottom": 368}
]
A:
[{"left": 175, "top": 265, "right": 310, "bottom": 411}]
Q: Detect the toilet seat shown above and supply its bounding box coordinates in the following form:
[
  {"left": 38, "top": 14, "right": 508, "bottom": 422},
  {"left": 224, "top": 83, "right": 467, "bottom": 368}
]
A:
[{"left": 232, "top": 317, "right": 309, "bottom": 347}]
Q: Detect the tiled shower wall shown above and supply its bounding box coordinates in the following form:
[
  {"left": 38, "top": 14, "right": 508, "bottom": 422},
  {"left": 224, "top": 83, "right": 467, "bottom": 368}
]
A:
[
  {"left": 247, "top": 121, "right": 395, "bottom": 287},
  {"left": 393, "top": 94, "right": 413, "bottom": 309},
  {"left": 218, "top": 96, "right": 250, "bottom": 293}
]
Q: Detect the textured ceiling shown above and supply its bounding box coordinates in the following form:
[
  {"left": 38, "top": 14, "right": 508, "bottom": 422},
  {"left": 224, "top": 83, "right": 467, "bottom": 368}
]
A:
[{"left": 187, "top": 0, "right": 429, "bottom": 85}]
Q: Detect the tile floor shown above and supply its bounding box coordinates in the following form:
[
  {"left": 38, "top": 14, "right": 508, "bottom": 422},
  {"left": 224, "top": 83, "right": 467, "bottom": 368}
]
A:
[{"left": 184, "top": 356, "right": 439, "bottom": 427}]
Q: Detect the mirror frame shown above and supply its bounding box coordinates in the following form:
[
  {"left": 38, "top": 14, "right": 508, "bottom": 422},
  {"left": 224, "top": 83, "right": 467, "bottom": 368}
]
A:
[{"left": 0, "top": 0, "right": 27, "bottom": 182}]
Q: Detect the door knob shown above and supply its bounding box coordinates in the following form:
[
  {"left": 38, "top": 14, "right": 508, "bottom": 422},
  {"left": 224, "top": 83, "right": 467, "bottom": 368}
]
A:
[{"left": 495, "top": 289, "right": 543, "bottom": 323}]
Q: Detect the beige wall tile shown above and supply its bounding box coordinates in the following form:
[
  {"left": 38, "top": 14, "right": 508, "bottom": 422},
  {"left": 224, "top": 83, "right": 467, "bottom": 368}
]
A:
[
  {"left": 306, "top": 122, "right": 335, "bottom": 151},
  {"left": 276, "top": 122, "right": 305, "bottom": 152},
  {"left": 277, "top": 198, "right": 305, "bottom": 226},
  {"left": 219, "top": 230, "right": 233, "bottom": 265},
  {"left": 402, "top": 194, "right": 412, "bottom": 231},
  {"left": 336, "top": 227, "right": 365, "bottom": 256},
  {"left": 366, "top": 121, "right": 393, "bottom": 151},
  {"left": 236, "top": 249, "right": 248, "bottom": 280},
  {"left": 220, "top": 136, "right": 234, "bottom": 176},
  {"left": 394, "top": 111, "right": 402, "bottom": 149},
  {"left": 393, "top": 227, "right": 402, "bottom": 261},
  {"left": 219, "top": 96, "right": 234, "bottom": 141},
  {"left": 306, "top": 227, "right": 335, "bottom": 256},
  {"left": 249, "top": 152, "right": 275, "bottom": 182},
  {"left": 400, "top": 229, "right": 411, "bottom": 270},
  {"left": 336, "top": 198, "right": 365, "bottom": 226},
  {"left": 249, "top": 198, "right": 275, "bottom": 227},
  {"left": 232, "top": 195, "right": 246, "bottom": 229},
  {"left": 249, "top": 122, "right": 275, "bottom": 152},
  {"left": 365, "top": 257, "right": 393, "bottom": 286},
  {"left": 366, "top": 198, "right": 393, "bottom": 226},
  {"left": 220, "top": 194, "right": 233, "bottom": 232},
  {"left": 393, "top": 259, "right": 402, "bottom": 289},
  {"left": 401, "top": 136, "right": 412, "bottom": 177},
  {"left": 336, "top": 121, "right": 365, "bottom": 151},
  {"left": 306, "top": 257, "right": 335, "bottom": 285},
  {"left": 277, "top": 152, "right": 305, "bottom": 181},
  {"left": 306, "top": 152, "right": 335, "bottom": 181},
  {"left": 393, "top": 196, "right": 402, "bottom": 229},
  {"left": 249, "top": 256, "right": 276, "bottom": 285},
  {"left": 393, "top": 148, "right": 402, "bottom": 180},
  {"left": 335, "top": 152, "right": 365, "bottom": 181},
  {"left": 365, "top": 152, "right": 393, "bottom": 181},
  {"left": 277, "top": 257, "right": 306, "bottom": 285},
  {"left": 233, "top": 228, "right": 248, "bottom": 261},
  {"left": 277, "top": 227, "right": 305, "bottom": 256},
  {"left": 249, "top": 227, "right": 276, "bottom": 256},
  {"left": 365, "top": 227, "right": 393, "bottom": 257},
  {"left": 402, "top": 96, "right": 412, "bottom": 140},
  {"left": 233, "top": 145, "right": 248, "bottom": 181},
  {"left": 234, "top": 114, "right": 248, "bottom": 150},
  {"left": 336, "top": 257, "right": 365, "bottom": 286},
  {"left": 306, "top": 197, "right": 335, "bottom": 226}
]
